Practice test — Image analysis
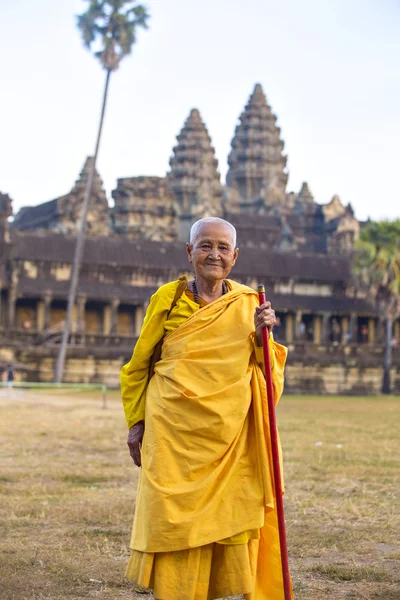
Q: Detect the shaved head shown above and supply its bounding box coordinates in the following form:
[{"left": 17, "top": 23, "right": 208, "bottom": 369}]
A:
[{"left": 189, "top": 218, "right": 237, "bottom": 248}]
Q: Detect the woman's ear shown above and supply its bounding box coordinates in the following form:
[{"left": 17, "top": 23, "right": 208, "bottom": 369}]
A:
[
  {"left": 231, "top": 246, "right": 239, "bottom": 266},
  {"left": 186, "top": 242, "right": 193, "bottom": 263}
]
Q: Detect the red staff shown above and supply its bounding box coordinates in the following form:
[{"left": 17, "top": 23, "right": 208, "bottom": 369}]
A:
[{"left": 258, "top": 284, "right": 292, "bottom": 600}]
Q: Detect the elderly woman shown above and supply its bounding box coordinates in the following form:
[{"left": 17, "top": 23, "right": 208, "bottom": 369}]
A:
[{"left": 121, "top": 217, "right": 290, "bottom": 600}]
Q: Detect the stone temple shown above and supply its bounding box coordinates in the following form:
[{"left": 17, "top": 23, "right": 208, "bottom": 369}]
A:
[{"left": 0, "top": 84, "right": 399, "bottom": 392}]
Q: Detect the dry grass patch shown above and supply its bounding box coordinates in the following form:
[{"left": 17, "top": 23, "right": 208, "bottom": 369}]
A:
[
  {"left": 283, "top": 395, "right": 400, "bottom": 599},
  {"left": 308, "top": 564, "right": 387, "bottom": 583},
  {"left": 0, "top": 390, "right": 399, "bottom": 599}
]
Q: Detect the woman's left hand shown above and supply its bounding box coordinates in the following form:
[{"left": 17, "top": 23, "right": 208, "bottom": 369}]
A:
[
  {"left": 127, "top": 421, "right": 145, "bottom": 467},
  {"left": 254, "top": 302, "right": 276, "bottom": 346}
]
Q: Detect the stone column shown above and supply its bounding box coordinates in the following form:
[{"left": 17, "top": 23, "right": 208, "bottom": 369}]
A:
[
  {"left": 103, "top": 304, "right": 112, "bottom": 336},
  {"left": 36, "top": 300, "right": 45, "bottom": 331},
  {"left": 368, "top": 318, "right": 376, "bottom": 344},
  {"left": 341, "top": 316, "right": 349, "bottom": 344},
  {"left": 285, "top": 313, "right": 294, "bottom": 343},
  {"left": 7, "top": 290, "right": 17, "bottom": 329},
  {"left": 69, "top": 305, "right": 75, "bottom": 333},
  {"left": 376, "top": 316, "right": 385, "bottom": 343},
  {"left": 295, "top": 310, "right": 303, "bottom": 340},
  {"left": 135, "top": 305, "right": 145, "bottom": 336},
  {"left": 313, "top": 315, "right": 322, "bottom": 344},
  {"left": 42, "top": 294, "right": 52, "bottom": 330},
  {"left": 110, "top": 299, "right": 120, "bottom": 334},
  {"left": 349, "top": 313, "right": 357, "bottom": 344},
  {"left": 321, "top": 312, "right": 330, "bottom": 344},
  {"left": 77, "top": 296, "right": 87, "bottom": 334},
  {"left": 6, "top": 268, "right": 18, "bottom": 329}
]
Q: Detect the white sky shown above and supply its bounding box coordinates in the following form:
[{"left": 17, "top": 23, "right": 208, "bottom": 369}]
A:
[{"left": 1, "top": 0, "right": 399, "bottom": 221}]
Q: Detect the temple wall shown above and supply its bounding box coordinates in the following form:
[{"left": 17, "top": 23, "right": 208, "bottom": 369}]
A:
[
  {"left": 1, "top": 342, "right": 399, "bottom": 395},
  {"left": 285, "top": 364, "right": 400, "bottom": 395}
]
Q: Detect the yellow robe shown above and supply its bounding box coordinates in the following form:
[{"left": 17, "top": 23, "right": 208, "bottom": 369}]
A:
[{"left": 121, "top": 279, "right": 291, "bottom": 600}]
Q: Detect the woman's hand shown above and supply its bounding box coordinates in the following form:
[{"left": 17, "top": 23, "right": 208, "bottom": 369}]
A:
[
  {"left": 127, "top": 421, "right": 145, "bottom": 467},
  {"left": 254, "top": 301, "right": 276, "bottom": 346}
]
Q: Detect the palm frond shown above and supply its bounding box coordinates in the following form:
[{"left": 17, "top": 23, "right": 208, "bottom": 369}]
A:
[
  {"left": 77, "top": 0, "right": 150, "bottom": 70},
  {"left": 353, "top": 219, "right": 400, "bottom": 318}
]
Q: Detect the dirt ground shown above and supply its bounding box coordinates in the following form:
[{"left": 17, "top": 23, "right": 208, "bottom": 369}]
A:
[{"left": 0, "top": 389, "right": 399, "bottom": 600}]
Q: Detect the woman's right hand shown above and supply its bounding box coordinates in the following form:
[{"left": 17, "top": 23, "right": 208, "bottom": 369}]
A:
[{"left": 127, "top": 421, "right": 145, "bottom": 467}]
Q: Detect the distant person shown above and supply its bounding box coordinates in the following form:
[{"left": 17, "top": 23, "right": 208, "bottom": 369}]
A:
[
  {"left": 7, "top": 367, "right": 14, "bottom": 398},
  {"left": 299, "top": 320, "right": 306, "bottom": 340},
  {"left": 331, "top": 319, "right": 341, "bottom": 345},
  {"left": 359, "top": 325, "right": 368, "bottom": 344},
  {"left": 7, "top": 368, "right": 14, "bottom": 388}
]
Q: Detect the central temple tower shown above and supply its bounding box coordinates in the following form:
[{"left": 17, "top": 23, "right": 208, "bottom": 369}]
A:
[
  {"left": 168, "top": 109, "right": 223, "bottom": 241},
  {"left": 226, "top": 84, "right": 288, "bottom": 213}
]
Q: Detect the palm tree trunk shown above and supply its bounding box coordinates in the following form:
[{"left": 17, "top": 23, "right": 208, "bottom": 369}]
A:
[
  {"left": 55, "top": 69, "right": 112, "bottom": 383},
  {"left": 381, "top": 316, "right": 392, "bottom": 394}
]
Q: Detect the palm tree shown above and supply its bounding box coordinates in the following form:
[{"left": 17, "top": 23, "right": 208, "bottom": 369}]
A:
[
  {"left": 352, "top": 219, "right": 400, "bottom": 394},
  {"left": 55, "top": 0, "right": 149, "bottom": 383}
]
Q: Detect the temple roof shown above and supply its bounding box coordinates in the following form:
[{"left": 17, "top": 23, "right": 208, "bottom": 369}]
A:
[
  {"left": 10, "top": 231, "right": 351, "bottom": 283},
  {"left": 11, "top": 199, "right": 59, "bottom": 230},
  {"left": 227, "top": 211, "right": 328, "bottom": 253}
]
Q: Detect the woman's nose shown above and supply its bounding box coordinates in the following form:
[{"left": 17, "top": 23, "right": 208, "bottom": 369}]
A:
[{"left": 209, "top": 247, "right": 220, "bottom": 259}]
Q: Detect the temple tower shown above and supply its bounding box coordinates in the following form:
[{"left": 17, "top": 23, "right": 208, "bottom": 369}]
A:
[
  {"left": 168, "top": 109, "right": 223, "bottom": 241},
  {"left": 323, "top": 195, "right": 360, "bottom": 254},
  {"left": 57, "top": 157, "right": 110, "bottom": 235},
  {"left": 296, "top": 182, "right": 314, "bottom": 205},
  {"left": 112, "top": 176, "right": 176, "bottom": 241},
  {"left": 0, "top": 193, "right": 12, "bottom": 325},
  {"left": 12, "top": 158, "right": 110, "bottom": 236},
  {"left": 292, "top": 182, "right": 317, "bottom": 215},
  {"left": 226, "top": 83, "right": 288, "bottom": 213},
  {"left": 0, "top": 193, "right": 12, "bottom": 246}
]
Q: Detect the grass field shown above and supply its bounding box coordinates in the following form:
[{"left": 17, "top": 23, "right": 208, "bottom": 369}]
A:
[{"left": 1, "top": 389, "right": 399, "bottom": 600}]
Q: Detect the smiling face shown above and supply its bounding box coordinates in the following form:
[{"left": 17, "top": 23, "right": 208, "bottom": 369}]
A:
[{"left": 186, "top": 222, "right": 239, "bottom": 282}]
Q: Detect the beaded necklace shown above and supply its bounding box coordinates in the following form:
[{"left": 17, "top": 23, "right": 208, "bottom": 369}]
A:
[{"left": 191, "top": 278, "right": 227, "bottom": 305}]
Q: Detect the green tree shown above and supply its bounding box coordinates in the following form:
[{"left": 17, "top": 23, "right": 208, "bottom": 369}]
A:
[
  {"left": 55, "top": 0, "right": 149, "bottom": 383},
  {"left": 353, "top": 219, "right": 400, "bottom": 394}
]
